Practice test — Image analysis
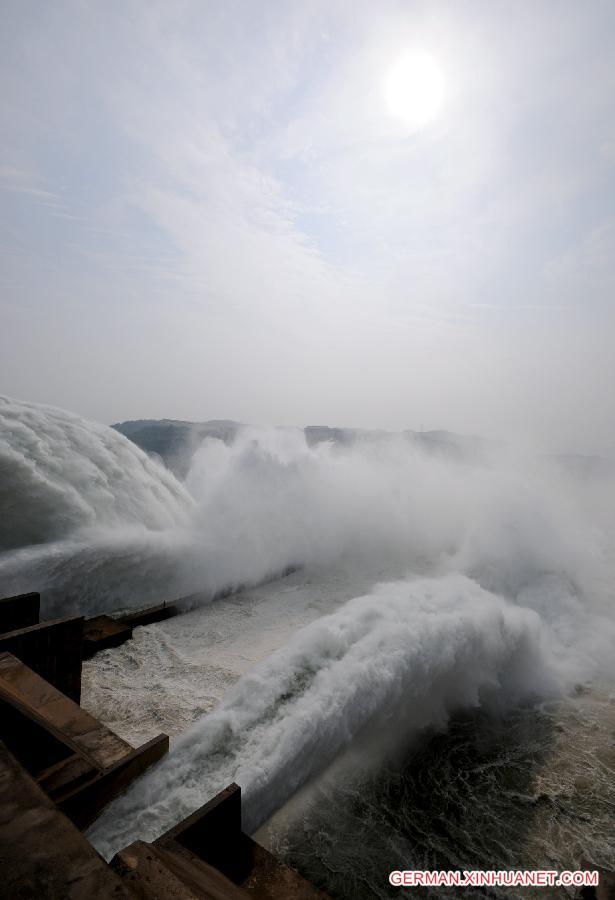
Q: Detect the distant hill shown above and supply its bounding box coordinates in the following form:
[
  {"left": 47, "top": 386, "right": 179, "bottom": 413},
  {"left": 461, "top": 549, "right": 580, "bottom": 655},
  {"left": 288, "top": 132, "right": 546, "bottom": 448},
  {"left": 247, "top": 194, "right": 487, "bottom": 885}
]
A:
[
  {"left": 112, "top": 418, "right": 241, "bottom": 476},
  {"left": 114, "top": 418, "right": 612, "bottom": 481},
  {"left": 112, "top": 418, "right": 495, "bottom": 477}
]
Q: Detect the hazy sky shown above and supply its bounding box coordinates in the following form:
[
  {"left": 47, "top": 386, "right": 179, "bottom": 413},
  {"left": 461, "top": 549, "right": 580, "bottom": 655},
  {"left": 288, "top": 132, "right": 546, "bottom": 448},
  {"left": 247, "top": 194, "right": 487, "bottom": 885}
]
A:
[{"left": 1, "top": 1, "right": 614, "bottom": 451}]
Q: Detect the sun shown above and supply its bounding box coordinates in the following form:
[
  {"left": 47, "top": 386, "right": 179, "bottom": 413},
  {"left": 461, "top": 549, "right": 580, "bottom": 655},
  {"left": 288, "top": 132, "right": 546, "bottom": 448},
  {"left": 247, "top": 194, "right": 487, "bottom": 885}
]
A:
[{"left": 384, "top": 51, "right": 445, "bottom": 129}]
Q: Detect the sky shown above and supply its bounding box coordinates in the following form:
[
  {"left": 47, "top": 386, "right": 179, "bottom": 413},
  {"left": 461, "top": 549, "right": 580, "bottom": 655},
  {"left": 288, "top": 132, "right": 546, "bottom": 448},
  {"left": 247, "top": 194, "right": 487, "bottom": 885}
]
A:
[{"left": 1, "top": 0, "right": 614, "bottom": 453}]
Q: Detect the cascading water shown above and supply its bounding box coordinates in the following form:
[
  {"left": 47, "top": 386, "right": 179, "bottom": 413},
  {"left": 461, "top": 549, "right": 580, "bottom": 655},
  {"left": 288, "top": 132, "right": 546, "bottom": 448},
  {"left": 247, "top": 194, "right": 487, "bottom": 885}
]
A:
[{"left": 1, "top": 395, "right": 614, "bottom": 891}]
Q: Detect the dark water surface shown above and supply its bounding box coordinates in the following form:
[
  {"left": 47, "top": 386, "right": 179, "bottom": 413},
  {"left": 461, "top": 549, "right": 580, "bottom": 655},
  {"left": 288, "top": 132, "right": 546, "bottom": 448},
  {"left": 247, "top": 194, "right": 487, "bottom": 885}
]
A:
[{"left": 258, "top": 689, "right": 615, "bottom": 899}]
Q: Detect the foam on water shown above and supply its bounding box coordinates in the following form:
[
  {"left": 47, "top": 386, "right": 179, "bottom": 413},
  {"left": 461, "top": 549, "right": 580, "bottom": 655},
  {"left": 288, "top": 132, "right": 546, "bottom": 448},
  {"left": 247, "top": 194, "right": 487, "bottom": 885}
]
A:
[
  {"left": 0, "top": 395, "right": 192, "bottom": 549},
  {"left": 88, "top": 570, "right": 601, "bottom": 859},
  {"left": 258, "top": 690, "right": 615, "bottom": 899},
  {"left": 80, "top": 564, "right": 385, "bottom": 747},
  {"left": 2, "top": 395, "right": 615, "bottom": 873},
  {"left": 2, "top": 397, "right": 614, "bottom": 626}
]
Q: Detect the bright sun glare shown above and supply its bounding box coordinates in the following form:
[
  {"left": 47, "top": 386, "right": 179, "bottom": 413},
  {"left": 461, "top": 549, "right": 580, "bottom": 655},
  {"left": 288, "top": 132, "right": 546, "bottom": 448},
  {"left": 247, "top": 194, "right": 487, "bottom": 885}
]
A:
[{"left": 384, "top": 51, "right": 445, "bottom": 129}]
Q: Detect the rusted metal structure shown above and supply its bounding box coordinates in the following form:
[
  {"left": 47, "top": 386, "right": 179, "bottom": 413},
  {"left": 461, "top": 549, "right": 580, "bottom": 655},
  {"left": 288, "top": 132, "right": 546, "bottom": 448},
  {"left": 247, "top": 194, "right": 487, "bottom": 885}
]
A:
[
  {"left": 83, "top": 601, "right": 178, "bottom": 658},
  {"left": 0, "top": 651, "right": 168, "bottom": 828},
  {"left": 0, "top": 590, "right": 329, "bottom": 897},
  {"left": 0, "top": 741, "right": 134, "bottom": 899},
  {"left": 0, "top": 609, "right": 83, "bottom": 701},
  {"left": 0, "top": 739, "right": 328, "bottom": 899},
  {"left": 0, "top": 591, "right": 171, "bottom": 827},
  {"left": 114, "top": 783, "right": 328, "bottom": 898},
  {"left": 0, "top": 590, "right": 40, "bottom": 632}
]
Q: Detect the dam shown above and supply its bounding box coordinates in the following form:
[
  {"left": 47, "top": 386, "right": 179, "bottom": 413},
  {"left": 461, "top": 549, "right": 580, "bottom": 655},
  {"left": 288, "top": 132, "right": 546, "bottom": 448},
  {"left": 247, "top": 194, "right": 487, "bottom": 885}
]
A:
[{"left": 0, "top": 590, "right": 327, "bottom": 899}]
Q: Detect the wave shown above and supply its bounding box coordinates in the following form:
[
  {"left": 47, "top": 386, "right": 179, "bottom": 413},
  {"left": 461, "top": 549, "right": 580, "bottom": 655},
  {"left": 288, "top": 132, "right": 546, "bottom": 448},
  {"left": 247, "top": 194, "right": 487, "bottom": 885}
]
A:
[
  {"left": 88, "top": 572, "right": 561, "bottom": 859},
  {"left": 0, "top": 395, "right": 192, "bottom": 550},
  {"left": 1, "top": 397, "right": 614, "bottom": 626},
  {"left": 2, "top": 395, "right": 615, "bottom": 860}
]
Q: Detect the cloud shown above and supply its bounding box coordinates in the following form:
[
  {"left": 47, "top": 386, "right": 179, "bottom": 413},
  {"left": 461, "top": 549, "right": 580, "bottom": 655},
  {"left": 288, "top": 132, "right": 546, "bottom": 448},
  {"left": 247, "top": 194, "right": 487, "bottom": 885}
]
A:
[
  {"left": 544, "top": 220, "right": 615, "bottom": 303},
  {"left": 0, "top": 167, "right": 60, "bottom": 203},
  {"left": 1, "top": 0, "right": 615, "bottom": 450}
]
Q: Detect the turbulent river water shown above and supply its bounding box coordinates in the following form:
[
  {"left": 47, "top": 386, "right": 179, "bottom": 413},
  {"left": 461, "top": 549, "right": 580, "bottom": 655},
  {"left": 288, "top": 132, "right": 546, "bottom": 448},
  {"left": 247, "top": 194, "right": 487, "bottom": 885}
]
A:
[
  {"left": 2, "top": 395, "right": 614, "bottom": 897},
  {"left": 258, "top": 682, "right": 615, "bottom": 899},
  {"left": 78, "top": 563, "right": 615, "bottom": 898}
]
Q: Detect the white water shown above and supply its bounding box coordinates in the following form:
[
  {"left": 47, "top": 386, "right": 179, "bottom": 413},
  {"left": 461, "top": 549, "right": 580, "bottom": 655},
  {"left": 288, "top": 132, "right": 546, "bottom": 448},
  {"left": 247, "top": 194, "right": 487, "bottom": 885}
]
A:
[
  {"left": 89, "top": 572, "right": 565, "bottom": 858},
  {"left": 81, "top": 565, "right": 382, "bottom": 747},
  {"left": 1, "top": 395, "right": 614, "bottom": 863},
  {"left": 0, "top": 396, "right": 192, "bottom": 548},
  {"left": 2, "top": 397, "right": 614, "bottom": 623}
]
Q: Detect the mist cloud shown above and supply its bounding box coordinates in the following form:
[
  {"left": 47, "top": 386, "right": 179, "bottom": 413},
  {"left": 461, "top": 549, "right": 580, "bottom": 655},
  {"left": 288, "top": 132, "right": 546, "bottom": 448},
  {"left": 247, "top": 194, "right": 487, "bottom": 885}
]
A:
[{"left": 1, "top": 1, "right": 615, "bottom": 450}]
